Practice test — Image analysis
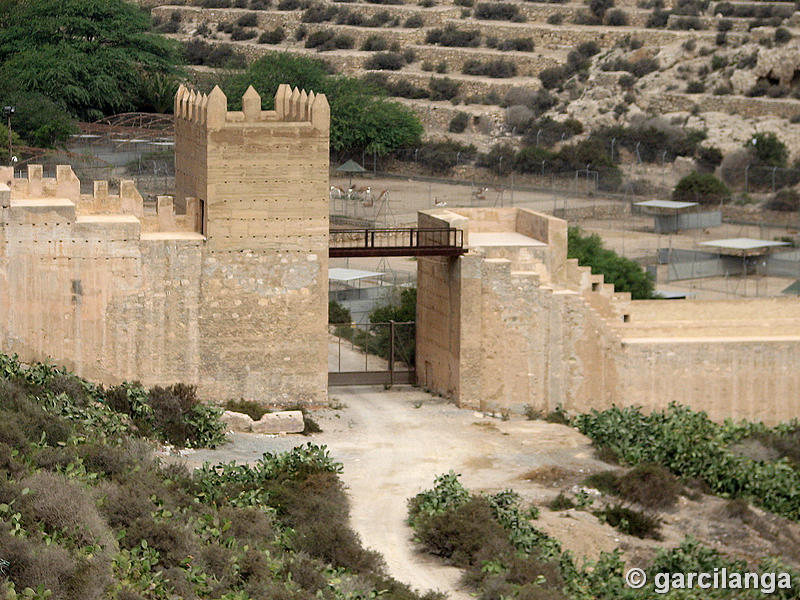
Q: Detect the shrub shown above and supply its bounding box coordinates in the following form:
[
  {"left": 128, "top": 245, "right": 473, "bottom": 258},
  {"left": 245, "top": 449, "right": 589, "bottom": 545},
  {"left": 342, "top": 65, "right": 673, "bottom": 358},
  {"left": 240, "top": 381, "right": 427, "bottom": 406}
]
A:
[
  {"left": 618, "top": 463, "right": 682, "bottom": 509},
  {"left": 748, "top": 132, "right": 788, "bottom": 167},
  {"left": 277, "top": 0, "right": 302, "bottom": 8},
  {"left": 478, "top": 143, "right": 517, "bottom": 175},
  {"left": 329, "top": 299, "right": 351, "bottom": 324},
  {"left": 184, "top": 40, "right": 245, "bottom": 69},
  {"left": 436, "top": 61, "right": 448, "bottom": 73},
  {"left": 547, "top": 13, "right": 563, "bottom": 23},
  {"left": 258, "top": 26, "right": 286, "bottom": 43},
  {"left": 237, "top": 12, "right": 258, "bottom": 26},
  {"left": 574, "top": 403, "right": 800, "bottom": 521},
  {"left": 606, "top": 8, "right": 628, "bottom": 24},
  {"left": 765, "top": 188, "right": 800, "bottom": 211},
  {"left": 549, "top": 492, "right": 575, "bottom": 510},
  {"left": 594, "top": 504, "right": 662, "bottom": 539},
  {"left": 474, "top": 2, "right": 522, "bottom": 20},
  {"left": 498, "top": 37, "right": 534, "bottom": 51},
  {"left": 414, "top": 496, "right": 513, "bottom": 566},
  {"left": 583, "top": 470, "right": 621, "bottom": 495},
  {"left": 426, "top": 24, "right": 481, "bottom": 46},
  {"left": 429, "top": 76, "right": 461, "bottom": 100},
  {"left": 404, "top": 14, "right": 424, "bottom": 27},
  {"left": 696, "top": 145, "right": 722, "bottom": 172},
  {"left": 448, "top": 111, "right": 469, "bottom": 133},
  {"left": 672, "top": 171, "right": 729, "bottom": 205},
  {"left": 305, "top": 29, "right": 353, "bottom": 51},
  {"left": 364, "top": 51, "right": 404, "bottom": 70},
  {"left": 226, "top": 398, "right": 269, "bottom": 420},
  {"left": 365, "top": 10, "right": 392, "bottom": 26},
  {"left": 647, "top": 8, "right": 669, "bottom": 27},
  {"left": 230, "top": 25, "right": 257, "bottom": 40},
  {"left": 577, "top": 41, "right": 600, "bottom": 57},
  {"left": 539, "top": 66, "right": 566, "bottom": 89},
  {"left": 670, "top": 15, "right": 705, "bottom": 29},
  {"left": 775, "top": 27, "right": 792, "bottom": 44},
  {"left": 302, "top": 3, "right": 337, "bottom": 21},
  {"left": 686, "top": 80, "right": 705, "bottom": 93},
  {"left": 589, "top": 0, "right": 613, "bottom": 19},
  {"left": 463, "top": 59, "right": 517, "bottom": 78},
  {"left": 409, "top": 140, "right": 476, "bottom": 173},
  {"left": 361, "top": 34, "right": 387, "bottom": 51}
]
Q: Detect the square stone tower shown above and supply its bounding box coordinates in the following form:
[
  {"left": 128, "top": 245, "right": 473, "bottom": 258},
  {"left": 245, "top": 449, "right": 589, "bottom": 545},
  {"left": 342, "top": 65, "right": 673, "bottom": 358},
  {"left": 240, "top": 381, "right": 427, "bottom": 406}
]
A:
[{"left": 174, "top": 84, "right": 330, "bottom": 404}]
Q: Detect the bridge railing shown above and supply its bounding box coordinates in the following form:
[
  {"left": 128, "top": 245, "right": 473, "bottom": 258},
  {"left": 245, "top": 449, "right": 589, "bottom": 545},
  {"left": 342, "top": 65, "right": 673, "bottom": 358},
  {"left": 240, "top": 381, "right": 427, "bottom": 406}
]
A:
[{"left": 329, "top": 227, "right": 464, "bottom": 257}]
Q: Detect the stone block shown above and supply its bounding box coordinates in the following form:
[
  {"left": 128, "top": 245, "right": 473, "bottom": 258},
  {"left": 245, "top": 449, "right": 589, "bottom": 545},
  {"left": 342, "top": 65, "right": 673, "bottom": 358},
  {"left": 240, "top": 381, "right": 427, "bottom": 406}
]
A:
[
  {"left": 221, "top": 410, "right": 254, "bottom": 432},
  {"left": 251, "top": 410, "right": 304, "bottom": 434}
]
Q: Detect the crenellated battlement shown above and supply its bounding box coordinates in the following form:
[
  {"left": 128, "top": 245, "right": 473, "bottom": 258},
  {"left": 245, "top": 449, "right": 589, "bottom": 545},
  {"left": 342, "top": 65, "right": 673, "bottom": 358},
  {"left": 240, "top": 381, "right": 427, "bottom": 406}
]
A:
[
  {"left": 174, "top": 84, "right": 330, "bottom": 131},
  {"left": 0, "top": 164, "right": 202, "bottom": 237}
]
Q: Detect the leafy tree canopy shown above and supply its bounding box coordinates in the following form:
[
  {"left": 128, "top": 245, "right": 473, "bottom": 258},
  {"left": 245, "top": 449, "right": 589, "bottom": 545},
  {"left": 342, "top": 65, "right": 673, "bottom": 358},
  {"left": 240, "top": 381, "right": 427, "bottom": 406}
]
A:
[
  {"left": 746, "top": 131, "right": 788, "bottom": 167},
  {"left": 221, "top": 52, "right": 423, "bottom": 155},
  {"left": 672, "top": 170, "right": 730, "bottom": 205},
  {"left": 0, "top": 0, "right": 182, "bottom": 122},
  {"left": 568, "top": 227, "right": 655, "bottom": 299}
]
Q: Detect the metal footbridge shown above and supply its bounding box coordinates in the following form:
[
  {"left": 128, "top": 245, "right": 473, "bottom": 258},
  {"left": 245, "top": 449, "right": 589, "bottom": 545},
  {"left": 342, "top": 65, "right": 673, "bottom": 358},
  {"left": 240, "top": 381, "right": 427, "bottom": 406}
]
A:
[{"left": 329, "top": 227, "right": 465, "bottom": 258}]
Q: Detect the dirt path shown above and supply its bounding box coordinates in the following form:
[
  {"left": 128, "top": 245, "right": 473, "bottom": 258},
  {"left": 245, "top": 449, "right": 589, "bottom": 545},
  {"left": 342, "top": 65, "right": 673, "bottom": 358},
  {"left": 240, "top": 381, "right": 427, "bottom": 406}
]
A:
[{"left": 180, "top": 386, "right": 605, "bottom": 598}]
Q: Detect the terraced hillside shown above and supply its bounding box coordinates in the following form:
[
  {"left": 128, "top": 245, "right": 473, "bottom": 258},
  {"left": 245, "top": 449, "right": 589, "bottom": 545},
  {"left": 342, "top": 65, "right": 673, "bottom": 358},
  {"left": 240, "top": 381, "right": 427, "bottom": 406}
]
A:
[{"left": 146, "top": 0, "right": 800, "bottom": 187}]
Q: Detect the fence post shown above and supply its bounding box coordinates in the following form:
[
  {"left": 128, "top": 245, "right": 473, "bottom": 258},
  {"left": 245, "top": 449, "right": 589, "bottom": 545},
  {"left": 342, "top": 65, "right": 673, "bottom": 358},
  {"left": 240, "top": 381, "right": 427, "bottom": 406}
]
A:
[{"left": 389, "top": 320, "right": 395, "bottom": 386}]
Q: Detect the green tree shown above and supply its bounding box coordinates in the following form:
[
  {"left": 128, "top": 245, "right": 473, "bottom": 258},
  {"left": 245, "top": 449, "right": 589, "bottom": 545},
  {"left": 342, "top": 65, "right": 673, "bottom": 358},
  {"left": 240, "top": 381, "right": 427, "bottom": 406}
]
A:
[
  {"left": 0, "top": 87, "right": 76, "bottom": 148},
  {"left": 328, "top": 300, "right": 352, "bottom": 324},
  {"left": 0, "top": 0, "right": 182, "bottom": 120},
  {"left": 747, "top": 132, "right": 788, "bottom": 167},
  {"left": 568, "top": 227, "right": 655, "bottom": 299},
  {"left": 672, "top": 171, "right": 730, "bottom": 205},
  {"left": 220, "top": 52, "right": 423, "bottom": 155},
  {"left": 369, "top": 287, "right": 416, "bottom": 366}
]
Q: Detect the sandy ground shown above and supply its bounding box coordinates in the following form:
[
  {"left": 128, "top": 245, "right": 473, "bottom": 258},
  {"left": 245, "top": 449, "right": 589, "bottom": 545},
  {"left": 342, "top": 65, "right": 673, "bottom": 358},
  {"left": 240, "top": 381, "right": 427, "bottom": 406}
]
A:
[
  {"left": 177, "top": 387, "right": 607, "bottom": 598},
  {"left": 172, "top": 388, "right": 800, "bottom": 597}
]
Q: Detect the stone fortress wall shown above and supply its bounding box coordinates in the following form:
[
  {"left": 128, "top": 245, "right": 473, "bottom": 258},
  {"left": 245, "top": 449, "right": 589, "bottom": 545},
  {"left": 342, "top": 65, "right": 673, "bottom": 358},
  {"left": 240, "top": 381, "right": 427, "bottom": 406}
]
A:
[
  {"left": 417, "top": 207, "right": 800, "bottom": 425},
  {"left": 0, "top": 83, "right": 330, "bottom": 405}
]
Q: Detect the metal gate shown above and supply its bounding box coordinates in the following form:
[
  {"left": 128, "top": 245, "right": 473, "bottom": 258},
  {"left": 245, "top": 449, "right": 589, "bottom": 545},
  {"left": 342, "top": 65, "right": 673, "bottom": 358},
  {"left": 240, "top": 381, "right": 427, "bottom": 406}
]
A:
[{"left": 328, "top": 321, "right": 415, "bottom": 385}]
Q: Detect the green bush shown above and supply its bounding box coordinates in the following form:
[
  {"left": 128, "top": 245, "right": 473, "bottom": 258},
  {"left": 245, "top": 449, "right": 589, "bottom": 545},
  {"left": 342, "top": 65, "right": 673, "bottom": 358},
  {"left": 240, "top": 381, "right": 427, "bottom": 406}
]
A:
[
  {"left": 364, "top": 51, "right": 405, "bottom": 70},
  {"left": 594, "top": 504, "right": 662, "bottom": 539},
  {"left": 361, "top": 34, "right": 388, "bottom": 51},
  {"left": 329, "top": 299, "right": 352, "bottom": 324},
  {"left": 618, "top": 463, "right": 682, "bottom": 509},
  {"left": 448, "top": 111, "right": 469, "bottom": 133},
  {"left": 765, "top": 188, "right": 800, "bottom": 212},
  {"left": 672, "top": 171, "right": 730, "bottom": 205},
  {"left": 549, "top": 492, "right": 576, "bottom": 510},
  {"left": 747, "top": 131, "right": 788, "bottom": 167},
  {"left": 258, "top": 26, "right": 286, "bottom": 43},
  {"left": 696, "top": 145, "right": 722, "bottom": 172},
  {"left": 568, "top": 227, "right": 655, "bottom": 299},
  {"left": 606, "top": 8, "right": 628, "bottom": 24},
  {"left": 474, "top": 2, "right": 523, "bottom": 20},
  {"left": 462, "top": 59, "right": 517, "bottom": 78},
  {"left": 574, "top": 403, "right": 800, "bottom": 521},
  {"left": 429, "top": 76, "right": 461, "bottom": 101},
  {"left": 425, "top": 24, "right": 481, "bottom": 46},
  {"left": 230, "top": 25, "right": 257, "bottom": 40}
]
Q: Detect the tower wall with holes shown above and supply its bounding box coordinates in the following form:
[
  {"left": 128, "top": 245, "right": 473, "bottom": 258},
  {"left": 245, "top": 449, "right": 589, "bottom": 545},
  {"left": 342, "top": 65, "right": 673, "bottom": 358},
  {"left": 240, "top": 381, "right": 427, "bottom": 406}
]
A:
[{"left": 175, "top": 84, "right": 330, "bottom": 403}]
